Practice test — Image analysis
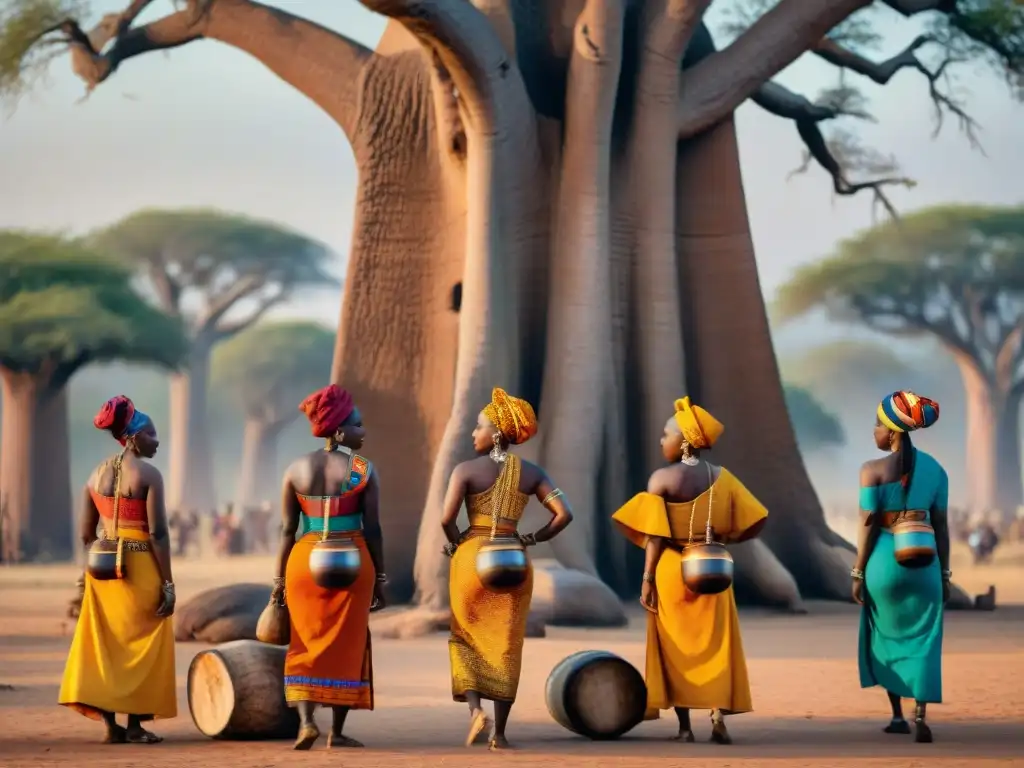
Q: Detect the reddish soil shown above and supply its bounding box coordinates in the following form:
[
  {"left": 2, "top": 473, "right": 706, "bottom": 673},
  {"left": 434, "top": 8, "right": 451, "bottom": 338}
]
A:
[{"left": 1, "top": 557, "right": 1022, "bottom": 768}]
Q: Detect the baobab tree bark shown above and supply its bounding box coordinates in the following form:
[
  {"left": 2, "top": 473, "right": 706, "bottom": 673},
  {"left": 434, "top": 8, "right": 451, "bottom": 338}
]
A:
[
  {"left": 49, "top": 0, "right": 990, "bottom": 614},
  {"left": 168, "top": 343, "right": 215, "bottom": 512},
  {"left": 235, "top": 416, "right": 288, "bottom": 508}
]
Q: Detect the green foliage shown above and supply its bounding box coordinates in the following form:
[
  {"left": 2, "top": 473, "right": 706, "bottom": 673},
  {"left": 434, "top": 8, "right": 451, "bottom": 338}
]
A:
[
  {"left": 933, "top": 0, "right": 1024, "bottom": 98},
  {"left": 90, "top": 209, "right": 337, "bottom": 301},
  {"left": 0, "top": 0, "right": 86, "bottom": 105},
  {"left": 774, "top": 204, "right": 1024, "bottom": 332},
  {"left": 210, "top": 320, "right": 335, "bottom": 420},
  {"left": 783, "top": 383, "right": 845, "bottom": 450},
  {"left": 0, "top": 230, "right": 188, "bottom": 381}
]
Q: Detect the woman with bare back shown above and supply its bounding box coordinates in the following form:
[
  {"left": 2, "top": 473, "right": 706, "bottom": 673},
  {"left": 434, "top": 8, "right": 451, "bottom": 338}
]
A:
[
  {"left": 271, "top": 384, "right": 386, "bottom": 750},
  {"left": 613, "top": 397, "right": 768, "bottom": 745},
  {"left": 59, "top": 396, "right": 176, "bottom": 744},
  {"left": 441, "top": 387, "right": 574, "bottom": 751},
  {"left": 853, "top": 391, "right": 948, "bottom": 743}
]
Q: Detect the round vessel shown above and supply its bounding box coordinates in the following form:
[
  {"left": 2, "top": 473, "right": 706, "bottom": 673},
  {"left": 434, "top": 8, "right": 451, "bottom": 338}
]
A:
[
  {"left": 308, "top": 538, "right": 362, "bottom": 589},
  {"left": 87, "top": 539, "right": 122, "bottom": 581},
  {"left": 255, "top": 599, "right": 291, "bottom": 646},
  {"left": 545, "top": 650, "right": 647, "bottom": 740},
  {"left": 187, "top": 640, "right": 299, "bottom": 740},
  {"left": 680, "top": 542, "right": 734, "bottom": 595},
  {"left": 476, "top": 537, "right": 529, "bottom": 589},
  {"left": 892, "top": 520, "right": 937, "bottom": 569}
]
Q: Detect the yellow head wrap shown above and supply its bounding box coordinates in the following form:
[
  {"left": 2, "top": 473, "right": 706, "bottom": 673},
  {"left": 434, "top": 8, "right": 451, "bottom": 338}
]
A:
[
  {"left": 672, "top": 396, "right": 724, "bottom": 450},
  {"left": 482, "top": 387, "right": 538, "bottom": 445}
]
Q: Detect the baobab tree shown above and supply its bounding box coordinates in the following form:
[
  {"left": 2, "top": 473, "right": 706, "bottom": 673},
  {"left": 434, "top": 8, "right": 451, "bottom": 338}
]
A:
[
  {"left": 776, "top": 204, "right": 1024, "bottom": 521},
  {"left": 0, "top": 231, "right": 186, "bottom": 560},
  {"left": 210, "top": 321, "right": 335, "bottom": 509},
  {"left": 783, "top": 384, "right": 845, "bottom": 452},
  {"left": 1, "top": 0, "right": 1016, "bottom": 615},
  {"left": 89, "top": 210, "right": 335, "bottom": 513}
]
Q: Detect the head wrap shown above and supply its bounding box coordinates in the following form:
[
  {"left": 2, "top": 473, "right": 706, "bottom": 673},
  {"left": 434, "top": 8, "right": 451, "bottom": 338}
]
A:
[
  {"left": 299, "top": 384, "right": 355, "bottom": 438},
  {"left": 93, "top": 395, "right": 153, "bottom": 446},
  {"left": 672, "top": 396, "right": 724, "bottom": 450},
  {"left": 482, "top": 387, "right": 538, "bottom": 446},
  {"left": 877, "top": 391, "right": 940, "bottom": 433}
]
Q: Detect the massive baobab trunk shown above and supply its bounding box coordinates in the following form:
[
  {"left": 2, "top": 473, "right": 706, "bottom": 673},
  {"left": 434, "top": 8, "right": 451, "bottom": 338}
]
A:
[
  {"left": 168, "top": 344, "right": 217, "bottom": 513},
  {"left": 235, "top": 418, "right": 286, "bottom": 508},
  {"left": 60, "top": 0, "right": 898, "bottom": 614}
]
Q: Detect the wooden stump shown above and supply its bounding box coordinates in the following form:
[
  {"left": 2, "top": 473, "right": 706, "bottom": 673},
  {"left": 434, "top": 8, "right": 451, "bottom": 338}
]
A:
[
  {"left": 545, "top": 650, "right": 647, "bottom": 740},
  {"left": 187, "top": 640, "right": 299, "bottom": 740}
]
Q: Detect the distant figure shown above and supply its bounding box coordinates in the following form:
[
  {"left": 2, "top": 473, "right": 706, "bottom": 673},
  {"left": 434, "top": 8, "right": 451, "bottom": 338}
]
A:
[
  {"left": 968, "top": 518, "right": 1000, "bottom": 564},
  {"left": 440, "top": 387, "right": 573, "bottom": 750},
  {"left": 852, "top": 391, "right": 948, "bottom": 744},
  {"left": 612, "top": 396, "right": 767, "bottom": 745},
  {"left": 272, "top": 384, "right": 385, "bottom": 750},
  {"left": 59, "top": 395, "right": 176, "bottom": 743},
  {"left": 214, "top": 504, "right": 244, "bottom": 556}
]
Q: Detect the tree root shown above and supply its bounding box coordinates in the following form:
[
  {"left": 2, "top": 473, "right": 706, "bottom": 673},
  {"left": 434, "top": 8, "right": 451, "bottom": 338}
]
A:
[{"left": 731, "top": 540, "right": 807, "bottom": 613}]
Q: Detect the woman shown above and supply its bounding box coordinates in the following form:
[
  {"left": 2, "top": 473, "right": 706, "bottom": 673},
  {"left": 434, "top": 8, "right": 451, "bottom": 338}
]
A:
[
  {"left": 271, "top": 384, "right": 386, "bottom": 750},
  {"left": 59, "top": 396, "right": 176, "bottom": 743},
  {"left": 441, "top": 387, "right": 574, "bottom": 750},
  {"left": 612, "top": 397, "right": 768, "bottom": 745},
  {"left": 853, "top": 390, "right": 948, "bottom": 743}
]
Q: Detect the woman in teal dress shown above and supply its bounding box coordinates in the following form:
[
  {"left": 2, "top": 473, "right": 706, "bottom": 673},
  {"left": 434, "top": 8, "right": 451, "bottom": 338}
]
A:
[{"left": 852, "top": 390, "right": 950, "bottom": 744}]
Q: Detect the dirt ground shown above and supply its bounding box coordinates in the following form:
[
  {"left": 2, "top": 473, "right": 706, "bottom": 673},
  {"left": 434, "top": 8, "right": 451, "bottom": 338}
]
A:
[{"left": 1, "top": 542, "right": 1022, "bottom": 768}]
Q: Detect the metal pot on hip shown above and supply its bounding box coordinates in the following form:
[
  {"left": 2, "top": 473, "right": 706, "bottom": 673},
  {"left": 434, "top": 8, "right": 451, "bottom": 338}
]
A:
[
  {"left": 476, "top": 536, "right": 529, "bottom": 590},
  {"left": 891, "top": 519, "right": 937, "bottom": 569},
  {"left": 309, "top": 537, "right": 362, "bottom": 589},
  {"left": 680, "top": 541, "right": 734, "bottom": 595}
]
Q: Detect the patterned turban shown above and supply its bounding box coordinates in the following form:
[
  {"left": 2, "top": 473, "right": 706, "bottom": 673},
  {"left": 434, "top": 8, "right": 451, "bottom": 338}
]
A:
[
  {"left": 482, "top": 387, "right": 538, "bottom": 446},
  {"left": 877, "top": 391, "right": 940, "bottom": 433},
  {"left": 672, "top": 396, "right": 724, "bottom": 450},
  {"left": 93, "top": 395, "right": 153, "bottom": 446},
  {"left": 299, "top": 384, "right": 355, "bottom": 438}
]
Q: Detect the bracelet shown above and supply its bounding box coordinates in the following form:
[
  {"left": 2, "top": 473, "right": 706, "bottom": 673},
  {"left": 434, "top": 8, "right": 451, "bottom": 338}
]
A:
[
  {"left": 376, "top": 573, "right": 388, "bottom": 583},
  {"left": 162, "top": 580, "right": 176, "bottom": 592},
  {"left": 272, "top": 576, "right": 285, "bottom": 587},
  {"left": 519, "top": 532, "right": 537, "bottom": 547},
  {"left": 541, "top": 488, "right": 564, "bottom": 506},
  {"left": 442, "top": 542, "right": 458, "bottom": 558},
  {"left": 850, "top": 568, "right": 865, "bottom": 581},
  {"left": 641, "top": 571, "right": 655, "bottom": 584},
  {"left": 941, "top": 569, "right": 952, "bottom": 581}
]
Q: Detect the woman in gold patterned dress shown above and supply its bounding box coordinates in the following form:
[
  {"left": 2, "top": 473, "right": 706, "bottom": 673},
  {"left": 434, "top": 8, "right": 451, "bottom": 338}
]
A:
[{"left": 440, "top": 387, "right": 574, "bottom": 750}]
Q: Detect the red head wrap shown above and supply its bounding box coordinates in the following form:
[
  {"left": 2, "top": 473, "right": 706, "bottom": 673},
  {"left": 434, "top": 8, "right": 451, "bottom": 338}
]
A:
[
  {"left": 299, "top": 384, "right": 355, "bottom": 438},
  {"left": 93, "top": 395, "right": 136, "bottom": 445}
]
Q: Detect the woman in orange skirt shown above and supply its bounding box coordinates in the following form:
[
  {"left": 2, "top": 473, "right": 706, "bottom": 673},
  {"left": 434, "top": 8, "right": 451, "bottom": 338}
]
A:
[{"left": 271, "top": 384, "right": 386, "bottom": 750}]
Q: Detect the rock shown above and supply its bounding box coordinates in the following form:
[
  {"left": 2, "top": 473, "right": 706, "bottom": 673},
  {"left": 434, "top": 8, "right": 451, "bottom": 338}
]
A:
[
  {"left": 174, "top": 583, "right": 268, "bottom": 643},
  {"left": 530, "top": 560, "right": 628, "bottom": 627}
]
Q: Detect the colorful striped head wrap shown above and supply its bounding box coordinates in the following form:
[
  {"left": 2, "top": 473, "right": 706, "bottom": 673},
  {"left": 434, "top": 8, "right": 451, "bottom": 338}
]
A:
[
  {"left": 877, "top": 391, "right": 940, "bottom": 433},
  {"left": 299, "top": 384, "right": 355, "bottom": 438},
  {"left": 482, "top": 387, "right": 538, "bottom": 445},
  {"left": 93, "top": 395, "right": 153, "bottom": 446},
  {"left": 672, "top": 396, "right": 724, "bottom": 450}
]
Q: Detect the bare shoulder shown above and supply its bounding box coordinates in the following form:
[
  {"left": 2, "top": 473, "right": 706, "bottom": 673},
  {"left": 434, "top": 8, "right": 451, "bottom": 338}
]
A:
[
  {"left": 859, "top": 456, "right": 886, "bottom": 486},
  {"left": 138, "top": 461, "right": 164, "bottom": 488},
  {"left": 646, "top": 467, "right": 672, "bottom": 494},
  {"left": 519, "top": 459, "right": 547, "bottom": 491}
]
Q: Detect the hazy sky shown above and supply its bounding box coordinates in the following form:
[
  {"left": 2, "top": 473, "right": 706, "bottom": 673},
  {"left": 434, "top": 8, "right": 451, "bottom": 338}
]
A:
[{"left": 1, "top": 0, "right": 1022, "bottom": 347}]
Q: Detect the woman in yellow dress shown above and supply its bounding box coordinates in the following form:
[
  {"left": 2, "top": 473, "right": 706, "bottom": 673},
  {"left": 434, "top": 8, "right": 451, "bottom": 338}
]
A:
[
  {"left": 440, "top": 387, "right": 574, "bottom": 750},
  {"left": 612, "top": 397, "right": 768, "bottom": 745},
  {"left": 59, "top": 395, "right": 177, "bottom": 743}
]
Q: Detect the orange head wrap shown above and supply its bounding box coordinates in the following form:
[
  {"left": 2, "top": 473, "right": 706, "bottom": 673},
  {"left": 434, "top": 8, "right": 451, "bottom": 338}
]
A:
[
  {"left": 482, "top": 387, "right": 538, "bottom": 446},
  {"left": 672, "top": 396, "right": 724, "bottom": 450},
  {"left": 299, "top": 384, "right": 355, "bottom": 438}
]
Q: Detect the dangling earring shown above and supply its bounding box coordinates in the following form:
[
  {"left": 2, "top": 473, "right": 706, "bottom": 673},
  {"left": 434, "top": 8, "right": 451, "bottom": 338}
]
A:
[
  {"left": 679, "top": 439, "right": 699, "bottom": 466},
  {"left": 489, "top": 433, "right": 507, "bottom": 464}
]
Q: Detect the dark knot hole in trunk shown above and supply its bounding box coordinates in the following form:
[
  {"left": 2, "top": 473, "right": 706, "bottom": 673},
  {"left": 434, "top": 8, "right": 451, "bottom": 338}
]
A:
[{"left": 450, "top": 282, "right": 462, "bottom": 313}]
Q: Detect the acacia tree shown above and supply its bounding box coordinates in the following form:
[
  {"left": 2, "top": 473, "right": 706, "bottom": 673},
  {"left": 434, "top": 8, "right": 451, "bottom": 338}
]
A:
[
  {"left": 89, "top": 210, "right": 335, "bottom": 513},
  {"left": 783, "top": 384, "right": 845, "bottom": 452},
  {"left": 776, "top": 205, "right": 1024, "bottom": 520},
  {"left": 1, "top": 0, "right": 1019, "bottom": 612},
  {"left": 0, "top": 232, "right": 186, "bottom": 560},
  {"left": 210, "top": 321, "right": 335, "bottom": 508}
]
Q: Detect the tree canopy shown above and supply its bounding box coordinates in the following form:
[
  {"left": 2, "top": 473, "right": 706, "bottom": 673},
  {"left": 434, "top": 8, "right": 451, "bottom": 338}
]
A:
[
  {"left": 209, "top": 320, "right": 336, "bottom": 421},
  {"left": 0, "top": 230, "right": 188, "bottom": 387},
  {"left": 89, "top": 209, "right": 337, "bottom": 342},
  {"left": 783, "top": 383, "right": 846, "bottom": 450}
]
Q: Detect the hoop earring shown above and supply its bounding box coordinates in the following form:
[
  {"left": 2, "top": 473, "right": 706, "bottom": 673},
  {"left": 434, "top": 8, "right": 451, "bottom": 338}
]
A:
[{"left": 489, "top": 432, "right": 508, "bottom": 464}]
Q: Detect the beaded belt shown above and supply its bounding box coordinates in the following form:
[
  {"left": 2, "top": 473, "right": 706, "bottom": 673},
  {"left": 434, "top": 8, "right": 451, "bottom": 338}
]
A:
[
  {"left": 664, "top": 539, "right": 721, "bottom": 553},
  {"left": 880, "top": 510, "right": 928, "bottom": 528},
  {"left": 119, "top": 539, "right": 151, "bottom": 552},
  {"left": 464, "top": 525, "right": 517, "bottom": 540}
]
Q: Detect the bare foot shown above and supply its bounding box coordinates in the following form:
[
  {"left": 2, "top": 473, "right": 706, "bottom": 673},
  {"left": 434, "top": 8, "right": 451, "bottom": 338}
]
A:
[
  {"left": 672, "top": 729, "right": 695, "bottom": 742},
  {"left": 488, "top": 734, "right": 510, "bottom": 751},
  {"left": 884, "top": 718, "right": 911, "bottom": 734},
  {"left": 327, "top": 733, "right": 364, "bottom": 748},
  {"left": 915, "top": 719, "right": 933, "bottom": 743},
  {"left": 125, "top": 725, "right": 162, "bottom": 744},
  {"left": 710, "top": 721, "right": 732, "bottom": 745},
  {"left": 465, "top": 709, "right": 491, "bottom": 747},
  {"left": 102, "top": 724, "right": 127, "bottom": 744},
  {"left": 293, "top": 723, "right": 320, "bottom": 750}
]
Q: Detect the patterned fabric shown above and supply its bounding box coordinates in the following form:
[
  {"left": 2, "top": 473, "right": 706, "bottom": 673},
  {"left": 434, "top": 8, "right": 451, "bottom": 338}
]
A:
[
  {"left": 90, "top": 490, "right": 149, "bottom": 534},
  {"left": 93, "top": 395, "right": 153, "bottom": 446},
  {"left": 672, "top": 396, "right": 724, "bottom": 449},
  {"left": 449, "top": 458, "right": 532, "bottom": 702},
  {"left": 482, "top": 388, "right": 538, "bottom": 445},
  {"left": 299, "top": 384, "right": 355, "bottom": 438},
  {"left": 877, "top": 391, "right": 940, "bottom": 433}
]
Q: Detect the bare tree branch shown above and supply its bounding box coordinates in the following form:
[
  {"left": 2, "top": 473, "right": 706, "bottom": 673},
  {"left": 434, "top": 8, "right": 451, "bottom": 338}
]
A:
[
  {"left": 197, "top": 272, "right": 265, "bottom": 333},
  {"left": 49, "top": 0, "right": 372, "bottom": 139},
  {"left": 882, "top": 0, "right": 958, "bottom": 16},
  {"left": 812, "top": 35, "right": 983, "bottom": 148},
  {"left": 677, "top": 0, "right": 873, "bottom": 138},
  {"left": 213, "top": 284, "right": 289, "bottom": 341}
]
